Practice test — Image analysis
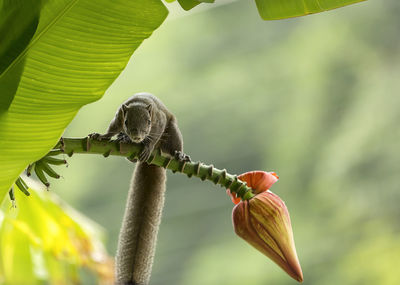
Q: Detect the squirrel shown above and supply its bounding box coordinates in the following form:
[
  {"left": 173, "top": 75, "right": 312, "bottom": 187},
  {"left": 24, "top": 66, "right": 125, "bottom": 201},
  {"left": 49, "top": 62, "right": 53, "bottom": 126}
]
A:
[
  {"left": 90, "top": 92, "right": 189, "bottom": 285},
  {"left": 90, "top": 92, "right": 187, "bottom": 162}
]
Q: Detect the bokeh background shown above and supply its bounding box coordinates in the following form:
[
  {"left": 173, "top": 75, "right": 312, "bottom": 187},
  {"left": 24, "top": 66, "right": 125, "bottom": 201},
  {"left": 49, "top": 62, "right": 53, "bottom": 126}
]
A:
[{"left": 51, "top": 0, "right": 400, "bottom": 284}]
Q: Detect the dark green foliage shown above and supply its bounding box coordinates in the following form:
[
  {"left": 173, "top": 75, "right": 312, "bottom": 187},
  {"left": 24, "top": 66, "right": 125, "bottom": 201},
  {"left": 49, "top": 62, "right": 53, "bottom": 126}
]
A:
[{"left": 0, "top": 0, "right": 41, "bottom": 111}]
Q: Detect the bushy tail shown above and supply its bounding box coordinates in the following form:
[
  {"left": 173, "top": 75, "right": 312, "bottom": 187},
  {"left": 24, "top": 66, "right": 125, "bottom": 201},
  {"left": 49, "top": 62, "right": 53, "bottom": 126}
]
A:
[{"left": 115, "top": 162, "right": 166, "bottom": 285}]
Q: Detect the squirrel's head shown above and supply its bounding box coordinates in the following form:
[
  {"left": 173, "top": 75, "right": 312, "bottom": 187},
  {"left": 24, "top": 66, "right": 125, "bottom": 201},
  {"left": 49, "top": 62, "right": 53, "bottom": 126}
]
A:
[{"left": 122, "top": 103, "right": 152, "bottom": 143}]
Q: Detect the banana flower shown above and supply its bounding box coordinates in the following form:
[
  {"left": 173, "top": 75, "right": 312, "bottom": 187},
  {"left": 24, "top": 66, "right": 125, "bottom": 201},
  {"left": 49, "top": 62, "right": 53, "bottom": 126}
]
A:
[{"left": 228, "top": 171, "right": 303, "bottom": 282}]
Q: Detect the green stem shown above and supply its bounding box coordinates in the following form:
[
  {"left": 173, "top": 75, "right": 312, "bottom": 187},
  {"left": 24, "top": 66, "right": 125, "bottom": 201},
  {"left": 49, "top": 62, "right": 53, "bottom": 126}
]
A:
[{"left": 57, "top": 137, "right": 255, "bottom": 200}]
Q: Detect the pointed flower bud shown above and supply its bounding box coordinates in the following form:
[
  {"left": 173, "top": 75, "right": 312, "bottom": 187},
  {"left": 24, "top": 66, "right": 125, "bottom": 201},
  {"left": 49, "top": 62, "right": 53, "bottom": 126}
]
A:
[{"left": 229, "top": 171, "right": 303, "bottom": 282}]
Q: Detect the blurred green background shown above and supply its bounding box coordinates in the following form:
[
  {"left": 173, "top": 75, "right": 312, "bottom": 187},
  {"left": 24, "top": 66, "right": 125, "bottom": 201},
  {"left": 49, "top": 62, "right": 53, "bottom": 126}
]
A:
[{"left": 51, "top": 0, "right": 400, "bottom": 284}]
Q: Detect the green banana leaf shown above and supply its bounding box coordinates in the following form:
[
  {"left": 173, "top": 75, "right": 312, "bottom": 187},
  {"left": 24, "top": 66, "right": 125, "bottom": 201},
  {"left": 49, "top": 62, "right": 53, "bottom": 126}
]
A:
[
  {"left": 177, "top": 0, "right": 214, "bottom": 11},
  {"left": 255, "top": 0, "right": 366, "bottom": 20},
  {"left": 174, "top": 0, "right": 365, "bottom": 19},
  {"left": 0, "top": 0, "right": 168, "bottom": 200},
  {"left": 0, "top": 180, "right": 113, "bottom": 283}
]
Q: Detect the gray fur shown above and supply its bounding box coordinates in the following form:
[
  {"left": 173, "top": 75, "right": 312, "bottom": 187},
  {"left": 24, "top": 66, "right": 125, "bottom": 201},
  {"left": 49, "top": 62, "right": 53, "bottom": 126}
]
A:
[{"left": 112, "top": 93, "right": 184, "bottom": 285}]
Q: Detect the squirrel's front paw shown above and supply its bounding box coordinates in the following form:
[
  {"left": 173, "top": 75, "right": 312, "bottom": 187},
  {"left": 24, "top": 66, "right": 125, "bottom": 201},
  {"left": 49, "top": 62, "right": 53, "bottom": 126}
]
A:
[
  {"left": 139, "top": 145, "right": 153, "bottom": 162},
  {"left": 116, "top": 132, "right": 132, "bottom": 144},
  {"left": 174, "top": 150, "right": 191, "bottom": 162},
  {"left": 88, "top": 133, "right": 110, "bottom": 141},
  {"left": 88, "top": 133, "right": 101, "bottom": 140}
]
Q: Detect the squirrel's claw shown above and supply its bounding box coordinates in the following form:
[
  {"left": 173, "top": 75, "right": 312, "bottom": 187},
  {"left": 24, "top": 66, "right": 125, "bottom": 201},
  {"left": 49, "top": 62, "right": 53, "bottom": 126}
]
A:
[
  {"left": 174, "top": 150, "right": 191, "bottom": 162},
  {"left": 139, "top": 146, "right": 152, "bottom": 162}
]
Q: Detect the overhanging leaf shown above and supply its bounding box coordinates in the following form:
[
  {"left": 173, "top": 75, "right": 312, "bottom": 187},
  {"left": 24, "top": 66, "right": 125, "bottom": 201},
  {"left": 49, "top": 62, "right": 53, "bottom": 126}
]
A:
[
  {"left": 172, "top": 0, "right": 364, "bottom": 19},
  {"left": 0, "top": 0, "right": 168, "bottom": 200},
  {"left": 255, "top": 0, "right": 366, "bottom": 20}
]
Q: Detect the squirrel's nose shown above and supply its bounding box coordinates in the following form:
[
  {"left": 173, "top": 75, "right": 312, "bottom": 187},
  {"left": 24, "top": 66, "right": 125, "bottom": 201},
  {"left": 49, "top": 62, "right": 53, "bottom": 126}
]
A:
[{"left": 131, "top": 136, "right": 142, "bottom": 143}]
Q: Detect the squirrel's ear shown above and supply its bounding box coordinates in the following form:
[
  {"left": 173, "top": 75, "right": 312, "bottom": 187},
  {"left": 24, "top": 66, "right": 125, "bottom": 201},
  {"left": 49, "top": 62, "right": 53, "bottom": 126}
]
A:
[
  {"left": 146, "top": 104, "right": 152, "bottom": 112},
  {"left": 122, "top": 104, "right": 128, "bottom": 114}
]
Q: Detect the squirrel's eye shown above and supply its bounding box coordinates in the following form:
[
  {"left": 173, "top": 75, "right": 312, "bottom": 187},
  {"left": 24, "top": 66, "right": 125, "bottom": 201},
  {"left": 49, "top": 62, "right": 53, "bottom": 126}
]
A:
[
  {"left": 147, "top": 119, "right": 151, "bottom": 125},
  {"left": 124, "top": 119, "right": 128, "bottom": 126}
]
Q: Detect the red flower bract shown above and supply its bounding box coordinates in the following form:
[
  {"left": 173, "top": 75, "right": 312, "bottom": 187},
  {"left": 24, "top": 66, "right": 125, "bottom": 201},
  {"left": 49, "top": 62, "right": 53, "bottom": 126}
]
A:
[
  {"left": 227, "top": 171, "right": 279, "bottom": 204},
  {"left": 230, "top": 171, "right": 303, "bottom": 282}
]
